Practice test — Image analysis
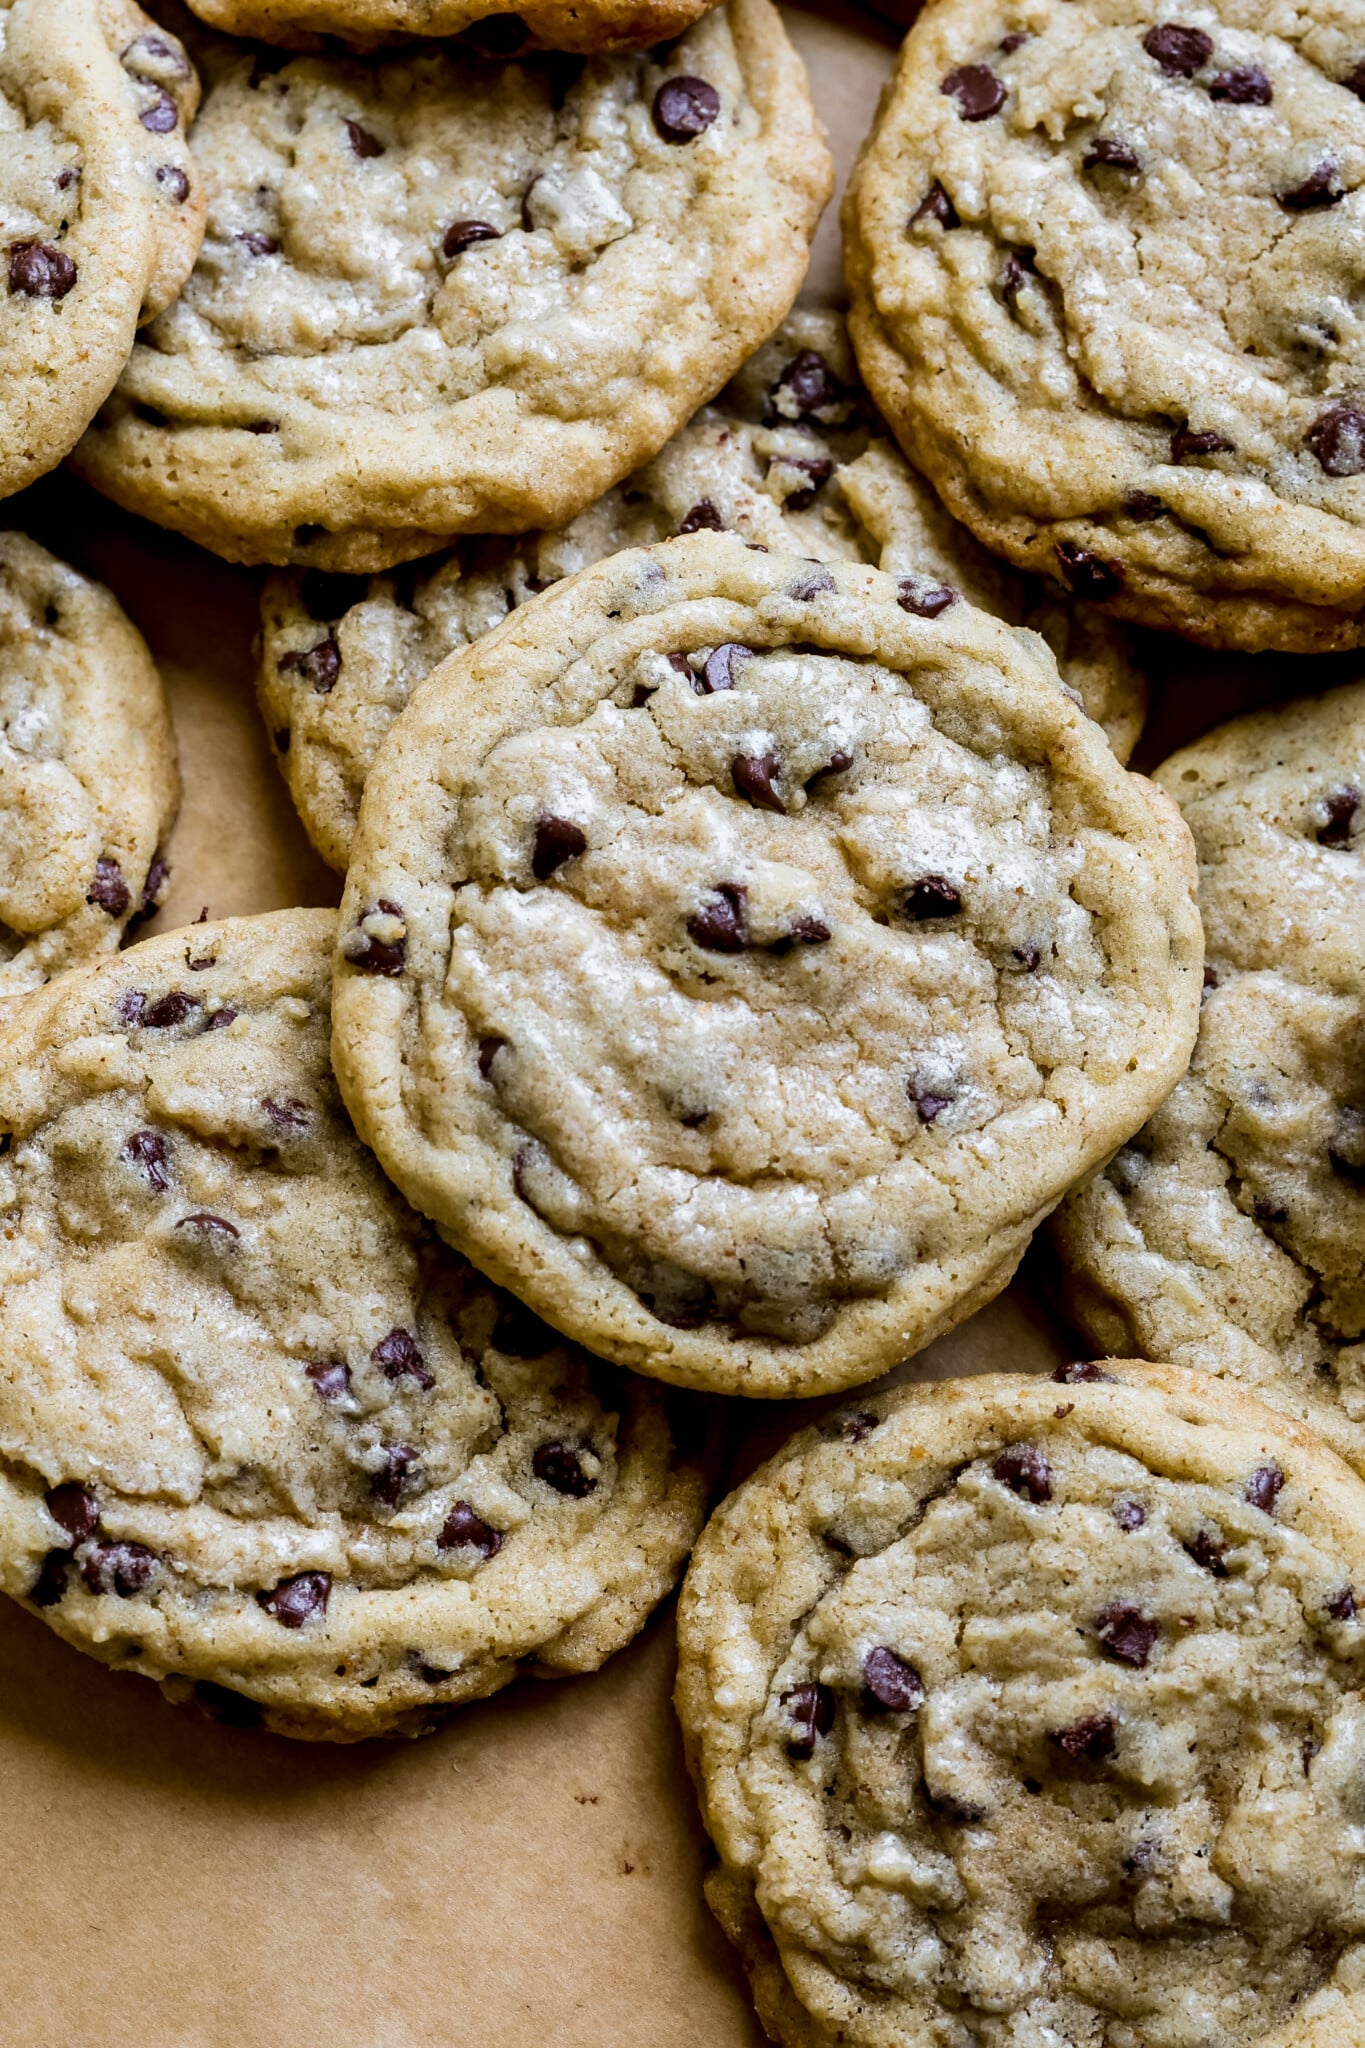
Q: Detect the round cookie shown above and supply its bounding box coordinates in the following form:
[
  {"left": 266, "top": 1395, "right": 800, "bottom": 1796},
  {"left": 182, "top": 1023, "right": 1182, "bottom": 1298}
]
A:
[
  {"left": 0, "top": 908, "right": 712, "bottom": 1742},
  {"left": 70, "top": 0, "right": 832, "bottom": 572},
  {"left": 0, "top": 532, "right": 179, "bottom": 998},
  {"left": 0, "top": 0, "right": 204, "bottom": 501},
  {"left": 676, "top": 1360, "right": 1365, "bottom": 2048},
  {"left": 185, "top": 0, "right": 717, "bottom": 56},
  {"left": 1054, "top": 682, "right": 1365, "bottom": 1473},
  {"left": 844, "top": 0, "right": 1365, "bottom": 653},
  {"left": 258, "top": 308, "right": 1147, "bottom": 871},
  {"left": 331, "top": 532, "right": 1201, "bottom": 1398}
]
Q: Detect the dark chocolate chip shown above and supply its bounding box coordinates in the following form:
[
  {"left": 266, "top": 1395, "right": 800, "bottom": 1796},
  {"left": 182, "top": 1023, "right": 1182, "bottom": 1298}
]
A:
[
  {"left": 1053, "top": 1361, "right": 1115, "bottom": 1383},
  {"left": 1309, "top": 403, "right": 1365, "bottom": 479},
  {"left": 373, "top": 1444, "right": 423, "bottom": 1507},
  {"left": 122, "top": 1128, "right": 170, "bottom": 1192},
  {"left": 862, "top": 1646, "right": 924, "bottom": 1712},
  {"left": 901, "top": 875, "right": 961, "bottom": 920},
  {"left": 843, "top": 1411, "right": 879, "bottom": 1442},
  {"left": 236, "top": 231, "right": 279, "bottom": 256},
  {"left": 1055, "top": 541, "right": 1122, "bottom": 600},
  {"left": 371, "top": 1327, "right": 434, "bottom": 1390},
  {"left": 1171, "top": 425, "right": 1234, "bottom": 461},
  {"left": 175, "top": 1212, "right": 239, "bottom": 1242},
  {"left": 1012, "top": 943, "right": 1040, "bottom": 971},
  {"left": 30, "top": 1552, "right": 69, "bottom": 1607},
  {"left": 1203, "top": 964, "right": 1220, "bottom": 990},
  {"left": 676, "top": 499, "right": 724, "bottom": 534},
  {"left": 300, "top": 570, "right": 369, "bottom": 620},
  {"left": 1001, "top": 248, "right": 1034, "bottom": 307},
  {"left": 1124, "top": 491, "right": 1163, "bottom": 520},
  {"left": 279, "top": 636, "right": 340, "bottom": 694},
  {"left": 1143, "top": 23, "right": 1212, "bottom": 74},
  {"left": 88, "top": 857, "right": 130, "bottom": 917},
  {"left": 345, "top": 900, "right": 406, "bottom": 976},
  {"left": 196, "top": 1680, "right": 263, "bottom": 1727},
  {"left": 438, "top": 1502, "right": 503, "bottom": 1557},
  {"left": 263, "top": 1096, "right": 310, "bottom": 1134},
  {"left": 1328, "top": 1586, "right": 1358, "bottom": 1621},
  {"left": 941, "top": 63, "right": 1006, "bottom": 119},
  {"left": 258, "top": 1571, "right": 330, "bottom": 1627},
  {"left": 207, "top": 1007, "right": 236, "bottom": 1030},
  {"left": 155, "top": 164, "right": 190, "bottom": 203},
  {"left": 699, "top": 642, "right": 750, "bottom": 693},
  {"left": 136, "top": 853, "right": 170, "bottom": 921},
  {"left": 81, "top": 1540, "right": 157, "bottom": 1597},
  {"left": 1246, "top": 1464, "right": 1284, "bottom": 1514},
  {"left": 789, "top": 565, "right": 836, "bottom": 600},
  {"left": 999, "top": 30, "right": 1029, "bottom": 51},
  {"left": 1113, "top": 1495, "right": 1147, "bottom": 1531},
  {"left": 532, "top": 814, "right": 587, "bottom": 880},
  {"left": 1328, "top": 1106, "right": 1365, "bottom": 1185},
  {"left": 1209, "top": 64, "right": 1272, "bottom": 102},
  {"left": 122, "top": 30, "right": 189, "bottom": 73},
  {"left": 1096, "top": 1601, "right": 1159, "bottom": 1665},
  {"left": 782, "top": 1682, "right": 835, "bottom": 1759},
  {"left": 1055, "top": 1711, "right": 1117, "bottom": 1762},
  {"left": 897, "top": 574, "right": 956, "bottom": 618},
  {"left": 144, "top": 991, "right": 201, "bottom": 1029},
  {"left": 139, "top": 90, "right": 179, "bottom": 133},
  {"left": 533, "top": 1440, "right": 597, "bottom": 1497},
  {"left": 771, "top": 349, "right": 844, "bottom": 422},
  {"left": 443, "top": 219, "right": 501, "bottom": 259},
  {"left": 908, "top": 1082, "right": 952, "bottom": 1122},
  {"left": 1317, "top": 786, "right": 1361, "bottom": 842},
  {"left": 306, "top": 1359, "right": 352, "bottom": 1403},
  {"left": 1084, "top": 137, "right": 1142, "bottom": 170},
  {"left": 768, "top": 914, "right": 831, "bottom": 955},
  {"left": 731, "top": 753, "right": 785, "bottom": 813},
  {"left": 117, "top": 991, "right": 146, "bottom": 1027},
  {"left": 1279, "top": 162, "right": 1344, "bottom": 210},
  {"left": 1347, "top": 59, "right": 1365, "bottom": 99},
  {"left": 477, "top": 1035, "right": 507, "bottom": 1078},
  {"left": 45, "top": 1483, "right": 99, "bottom": 1546},
  {"left": 662, "top": 653, "right": 693, "bottom": 683},
  {"left": 9, "top": 241, "right": 77, "bottom": 298},
  {"left": 652, "top": 76, "right": 720, "bottom": 142},
  {"left": 687, "top": 883, "right": 748, "bottom": 952},
  {"left": 1185, "top": 1528, "right": 1229, "bottom": 1576},
  {"left": 770, "top": 455, "right": 833, "bottom": 509},
  {"left": 909, "top": 180, "right": 958, "bottom": 231},
  {"left": 993, "top": 1443, "right": 1053, "bottom": 1503},
  {"left": 806, "top": 748, "right": 852, "bottom": 787},
  {"left": 344, "top": 119, "right": 384, "bottom": 158}
]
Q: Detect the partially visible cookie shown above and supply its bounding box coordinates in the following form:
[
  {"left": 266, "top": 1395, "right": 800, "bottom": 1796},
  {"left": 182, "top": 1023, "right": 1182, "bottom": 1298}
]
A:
[
  {"left": 677, "top": 1361, "right": 1365, "bottom": 2048},
  {"left": 1054, "top": 682, "right": 1365, "bottom": 1473},
  {"left": 0, "top": 909, "right": 712, "bottom": 1742},
  {"left": 0, "top": 532, "right": 178, "bottom": 998},
  {"left": 331, "top": 532, "right": 1200, "bottom": 1398},
  {"left": 845, "top": 0, "right": 1365, "bottom": 651},
  {"left": 185, "top": 0, "right": 715, "bottom": 55},
  {"left": 71, "top": 0, "right": 832, "bottom": 571},
  {"left": 258, "top": 308, "right": 1146, "bottom": 872},
  {"left": 1, "top": 0, "right": 204, "bottom": 500}
]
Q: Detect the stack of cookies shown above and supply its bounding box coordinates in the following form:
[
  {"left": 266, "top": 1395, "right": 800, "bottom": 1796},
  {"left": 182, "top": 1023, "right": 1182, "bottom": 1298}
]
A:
[{"left": 0, "top": 0, "right": 1362, "bottom": 2039}]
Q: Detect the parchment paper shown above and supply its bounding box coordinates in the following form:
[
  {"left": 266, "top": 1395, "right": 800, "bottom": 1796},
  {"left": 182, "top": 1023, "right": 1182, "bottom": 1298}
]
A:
[{"left": 0, "top": 10, "right": 1326, "bottom": 2038}]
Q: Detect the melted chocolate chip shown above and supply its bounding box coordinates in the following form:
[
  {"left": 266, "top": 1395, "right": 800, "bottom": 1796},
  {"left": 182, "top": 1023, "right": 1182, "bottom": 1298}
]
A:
[
  {"left": 772, "top": 455, "right": 834, "bottom": 510},
  {"left": 1113, "top": 1496, "right": 1147, "bottom": 1531},
  {"left": 345, "top": 900, "right": 406, "bottom": 976},
  {"left": 532, "top": 814, "right": 587, "bottom": 881},
  {"left": 941, "top": 63, "right": 1006, "bottom": 119},
  {"left": 139, "top": 90, "right": 179, "bottom": 133},
  {"left": 263, "top": 1096, "right": 310, "bottom": 1134},
  {"left": 1053, "top": 1361, "right": 1115, "bottom": 1384},
  {"left": 1096, "top": 1602, "right": 1159, "bottom": 1666},
  {"left": 862, "top": 1646, "right": 925, "bottom": 1712},
  {"left": 344, "top": 119, "right": 384, "bottom": 158},
  {"left": 87, "top": 858, "right": 130, "bottom": 917},
  {"left": 1246, "top": 1464, "right": 1284, "bottom": 1514},
  {"left": 782, "top": 1681, "right": 835, "bottom": 1759},
  {"left": 699, "top": 643, "right": 750, "bottom": 693},
  {"left": 438, "top": 1502, "right": 503, "bottom": 1557},
  {"left": 441, "top": 219, "right": 502, "bottom": 259},
  {"left": 236, "top": 230, "right": 279, "bottom": 257},
  {"left": 122, "top": 1128, "right": 170, "bottom": 1192},
  {"left": 908, "top": 1081, "right": 952, "bottom": 1122},
  {"left": 769, "top": 914, "right": 831, "bottom": 955},
  {"left": 771, "top": 350, "right": 843, "bottom": 422},
  {"left": 1328, "top": 1586, "right": 1358, "bottom": 1621},
  {"left": 136, "top": 853, "right": 170, "bottom": 922},
  {"left": 533, "top": 1440, "right": 597, "bottom": 1497},
  {"left": 45, "top": 1483, "right": 99, "bottom": 1546},
  {"left": 1055, "top": 541, "right": 1122, "bottom": 600},
  {"left": 1055, "top": 1711, "right": 1117, "bottom": 1762},
  {"left": 175, "top": 1212, "right": 239, "bottom": 1243},
  {"left": 897, "top": 574, "right": 956, "bottom": 618},
  {"left": 688, "top": 883, "right": 748, "bottom": 952},
  {"left": 279, "top": 636, "right": 341, "bottom": 694},
  {"left": 208, "top": 1007, "right": 236, "bottom": 1030},
  {"left": 1210, "top": 64, "right": 1272, "bottom": 102},
  {"left": 676, "top": 499, "right": 724, "bottom": 534},
  {"left": 901, "top": 875, "right": 961, "bottom": 920},
  {"left": 30, "top": 1552, "right": 69, "bottom": 1607},
  {"left": 1143, "top": 23, "right": 1212, "bottom": 74},
  {"left": 81, "top": 1540, "right": 157, "bottom": 1597},
  {"left": 1279, "top": 162, "right": 1343, "bottom": 210},
  {"left": 155, "top": 164, "right": 190, "bottom": 203},
  {"left": 306, "top": 1359, "right": 352, "bottom": 1402},
  {"left": 1318, "top": 785, "right": 1362, "bottom": 842},
  {"left": 807, "top": 748, "right": 852, "bottom": 787},
  {"left": 477, "top": 1035, "right": 507, "bottom": 1079},
  {"left": 652, "top": 76, "right": 720, "bottom": 143},
  {"left": 373, "top": 1444, "right": 423, "bottom": 1507},
  {"left": 1124, "top": 491, "right": 1163, "bottom": 520},
  {"left": 9, "top": 242, "right": 77, "bottom": 298},
  {"left": 731, "top": 753, "right": 785, "bottom": 812},
  {"left": 1084, "top": 137, "right": 1141, "bottom": 171},
  {"left": 143, "top": 992, "right": 201, "bottom": 1032},
  {"left": 993, "top": 1443, "right": 1054, "bottom": 1503},
  {"left": 1171, "top": 425, "right": 1234, "bottom": 462},
  {"left": 259, "top": 1571, "right": 331, "bottom": 1627},
  {"left": 909, "top": 180, "right": 958, "bottom": 231},
  {"left": 1186, "top": 1528, "right": 1229, "bottom": 1576},
  {"left": 372, "top": 1327, "right": 434, "bottom": 1390}
]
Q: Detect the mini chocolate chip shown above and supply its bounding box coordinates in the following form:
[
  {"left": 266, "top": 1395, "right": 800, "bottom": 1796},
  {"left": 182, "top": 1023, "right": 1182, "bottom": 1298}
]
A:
[
  {"left": 731, "top": 753, "right": 785, "bottom": 812},
  {"left": 236, "top": 231, "right": 279, "bottom": 256},
  {"left": 372, "top": 1327, "right": 434, "bottom": 1390},
  {"left": 1171, "top": 425, "right": 1234, "bottom": 461},
  {"left": 1056, "top": 541, "right": 1122, "bottom": 600},
  {"left": 207, "top": 1007, "right": 236, "bottom": 1030},
  {"left": 373, "top": 1444, "right": 423, "bottom": 1507},
  {"left": 687, "top": 883, "right": 748, "bottom": 952},
  {"left": 81, "top": 1540, "right": 157, "bottom": 1597},
  {"left": 306, "top": 1359, "right": 352, "bottom": 1402},
  {"left": 993, "top": 1443, "right": 1053, "bottom": 1503},
  {"left": 789, "top": 564, "right": 836, "bottom": 600},
  {"left": 1143, "top": 23, "right": 1212, "bottom": 74},
  {"left": 144, "top": 992, "right": 201, "bottom": 1030},
  {"left": 477, "top": 1035, "right": 507, "bottom": 1078},
  {"left": 300, "top": 569, "right": 369, "bottom": 620},
  {"left": 122, "top": 1128, "right": 170, "bottom": 1192},
  {"left": 532, "top": 814, "right": 587, "bottom": 881},
  {"left": 652, "top": 76, "right": 720, "bottom": 142},
  {"left": 442, "top": 219, "right": 502, "bottom": 259},
  {"left": 1186, "top": 1528, "right": 1229, "bottom": 1576},
  {"left": 9, "top": 241, "right": 77, "bottom": 298},
  {"left": 196, "top": 1680, "right": 263, "bottom": 1727},
  {"left": 30, "top": 1552, "right": 69, "bottom": 1606},
  {"left": 45, "top": 1484, "right": 99, "bottom": 1546},
  {"left": 782, "top": 1682, "right": 835, "bottom": 1759},
  {"left": 1113, "top": 1495, "right": 1147, "bottom": 1530},
  {"left": 897, "top": 574, "right": 956, "bottom": 618},
  {"left": 1210, "top": 64, "right": 1272, "bottom": 102},
  {"left": 771, "top": 455, "right": 834, "bottom": 510},
  {"left": 1329, "top": 1106, "right": 1365, "bottom": 1185},
  {"left": 1279, "top": 162, "right": 1343, "bottom": 210},
  {"left": 909, "top": 180, "right": 958, "bottom": 231},
  {"left": 768, "top": 915, "right": 831, "bottom": 956},
  {"left": 259, "top": 1571, "right": 330, "bottom": 1627},
  {"left": 533, "top": 1440, "right": 597, "bottom": 1497},
  {"left": 344, "top": 118, "right": 384, "bottom": 158},
  {"left": 1012, "top": 943, "right": 1041, "bottom": 971},
  {"left": 862, "top": 1646, "right": 925, "bottom": 1712},
  {"left": 279, "top": 636, "right": 341, "bottom": 694},
  {"left": 140, "top": 91, "right": 178, "bottom": 133},
  {"left": 1318, "top": 786, "right": 1362, "bottom": 842},
  {"left": 155, "top": 164, "right": 190, "bottom": 203},
  {"left": 87, "top": 857, "right": 130, "bottom": 917},
  {"left": 263, "top": 1095, "right": 310, "bottom": 1133},
  {"left": 1246, "top": 1464, "right": 1285, "bottom": 1514},
  {"left": 807, "top": 748, "right": 852, "bottom": 787},
  {"left": 1084, "top": 137, "right": 1141, "bottom": 170},
  {"left": 1124, "top": 491, "right": 1163, "bottom": 520},
  {"left": 1096, "top": 1602, "right": 1159, "bottom": 1666},
  {"left": 1053, "top": 1361, "right": 1115, "bottom": 1383},
  {"left": 1328, "top": 1586, "right": 1358, "bottom": 1621},
  {"left": 901, "top": 875, "right": 961, "bottom": 920},
  {"left": 909, "top": 1082, "right": 952, "bottom": 1122},
  {"left": 676, "top": 499, "right": 724, "bottom": 534},
  {"left": 438, "top": 1502, "right": 503, "bottom": 1557},
  {"left": 699, "top": 642, "right": 750, "bottom": 693},
  {"left": 175, "top": 1212, "right": 239, "bottom": 1242},
  {"left": 56, "top": 167, "right": 78, "bottom": 190},
  {"left": 1055, "top": 1711, "right": 1117, "bottom": 1762},
  {"left": 345, "top": 900, "right": 406, "bottom": 976},
  {"left": 941, "top": 63, "right": 1006, "bottom": 119},
  {"left": 771, "top": 349, "right": 843, "bottom": 422}
]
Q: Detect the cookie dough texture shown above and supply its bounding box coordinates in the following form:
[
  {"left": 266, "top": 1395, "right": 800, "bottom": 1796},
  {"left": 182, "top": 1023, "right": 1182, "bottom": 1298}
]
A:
[
  {"left": 186, "top": 0, "right": 715, "bottom": 56},
  {"left": 845, "top": 0, "right": 1365, "bottom": 652},
  {"left": 0, "top": 0, "right": 204, "bottom": 500},
  {"left": 0, "top": 532, "right": 178, "bottom": 998},
  {"left": 71, "top": 0, "right": 832, "bottom": 572},
  {"left": 259, "top": 309, "right": 1147, "bottom": 872},
  {"left": 0, "top": 910, "right": 711, "bottom": 1740},
  {"left": 331, "top": 533, "right": 1201, "bottom": 1399},
  {"left": 1055, "top": 682, "right": 1365, "bottom": 1473},
  {"left": 676, "top": 1361, "right": 1365, "bottom": 2048}
]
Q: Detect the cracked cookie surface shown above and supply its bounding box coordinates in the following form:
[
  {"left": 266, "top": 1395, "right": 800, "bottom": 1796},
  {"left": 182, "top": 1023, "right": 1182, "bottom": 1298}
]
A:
[
  {"left": 331, "top": 532, "right": 1200, "bottom": 1398},
  {"left": 0, "top": 531, "right": 178, "bottom": 998},
  {"left": 1054, "top": 681, "right": 1365, "bottom": 1474},
  {"left": 71, "top": 0, "right": 831, "bottom": 571},
  {"left": 0, "top": 0, "right": 203, "bottom": 500},
  {"left": 0, "top": 908, "right": 711, "bottom": 1740},
  {"left": 258, "top": 308, "right": 1146, "bottom": 871},
  {"left": 845, "top": 0, "right": 1365, "bottom": 651},
  {"left": 676, "top": 1361, "right": 1365, "bottom": 2048}
]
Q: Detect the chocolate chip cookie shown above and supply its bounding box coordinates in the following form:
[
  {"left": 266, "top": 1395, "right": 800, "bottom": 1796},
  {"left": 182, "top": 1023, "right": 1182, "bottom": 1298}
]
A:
[
  {"left": 1, "top": 0, "right": 203, "bottom": 502},
  {"left": 70, "top": 0, "right": 831, "bottom": 573},
  {"left": 845, "top": 0, "right": 1365, "bottom": 652},
  {"left": 331, "top": 532, "right": 1201, "bottom": 1398},
  {"left": 0, "top": 909, "right": 711, "bottom": 1741},
  {"left": 676, "top": 1360, "right": 1365, "bottom": 2048},
  {"left": 1054, "top": 682, "right": 1365, "bottom": 1477},
  {"left": 186, "top": 0, "right": 715, "bottom": 56},
  {"left": 259, "top": 309, "right": 1146, "bottom": 872},
  {"left": 0, "top": 532, "right": 178, "bottom": 998}
]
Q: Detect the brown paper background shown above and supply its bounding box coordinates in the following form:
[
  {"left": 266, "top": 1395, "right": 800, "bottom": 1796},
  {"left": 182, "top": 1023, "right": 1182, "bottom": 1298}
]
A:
[{"left": 0, "top": 10, "right": 1346, "bottom": 2039}]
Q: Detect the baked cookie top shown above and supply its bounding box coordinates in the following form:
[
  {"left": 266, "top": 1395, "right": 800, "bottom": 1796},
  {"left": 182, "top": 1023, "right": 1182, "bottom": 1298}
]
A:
[
  {"left": 0, "top": 0, "right": 203, "bottom": 500},
  {"left": 1054, "top": 682, "right": 1365, "bottom": 1473},
  {"left": 676, "top": 1361, "right": 1365, "bottom": 2048},
  {"left": 258, "top": 309, "right": 1146, "bottom": 872},
  {"left": 0, "top": 909, "right": 710, "bottom": 1741},
  {"left": 71, "top": 0, "right": 831, "bottom": 572},
  {"left": 845, "top": 0, "right": 1365, "bottom": 652},
  {"left": 184, "top": 0, "right": 717, "bottom": 57},
  {"left": 0, "top": 532, "right": 178, "bottom": 998},
  {"left": 331, "top": 532, "right": 1201, "bottom": 1398}
]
